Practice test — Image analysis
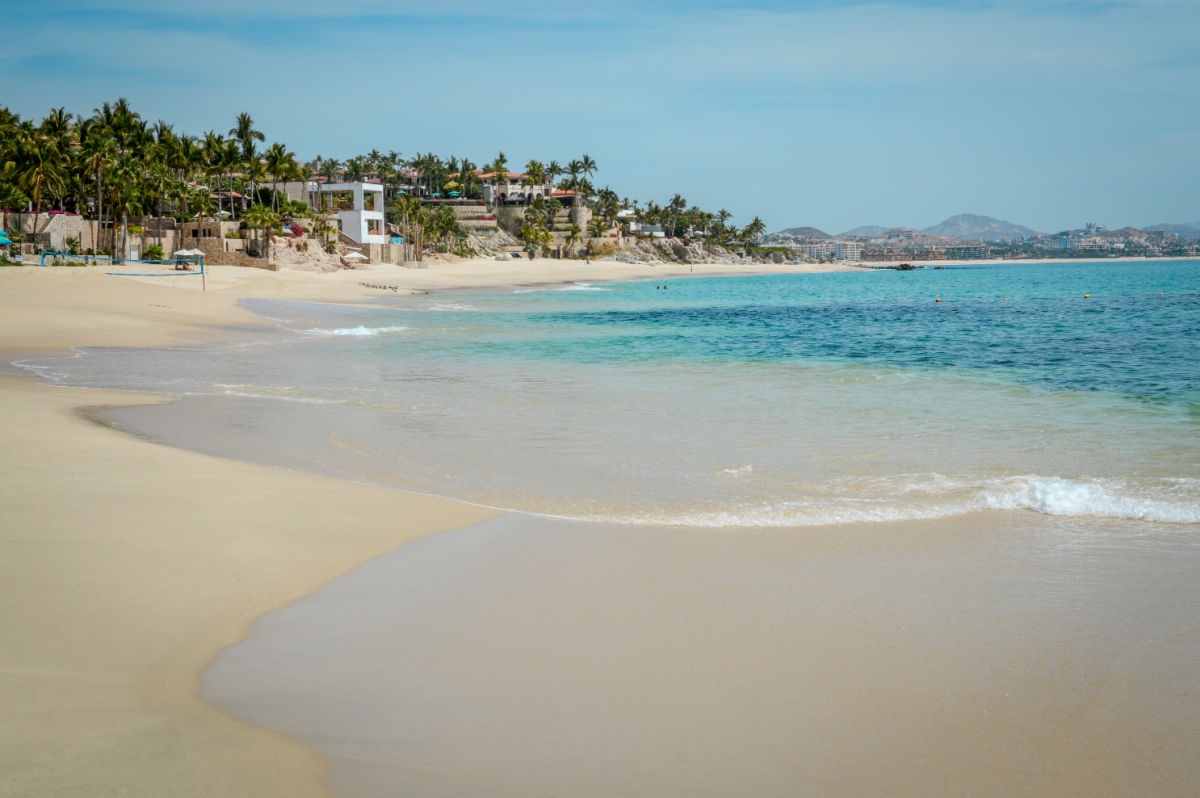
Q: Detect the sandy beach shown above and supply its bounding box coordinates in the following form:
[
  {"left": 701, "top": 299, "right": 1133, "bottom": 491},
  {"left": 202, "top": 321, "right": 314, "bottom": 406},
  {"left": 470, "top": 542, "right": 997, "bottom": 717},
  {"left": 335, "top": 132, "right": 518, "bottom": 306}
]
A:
[
  {"left": 4, "top": 255, "right": 1198, "bottom": 797},
  {"left": 0, "top": 255, "right": 847, "bottom": 796}
]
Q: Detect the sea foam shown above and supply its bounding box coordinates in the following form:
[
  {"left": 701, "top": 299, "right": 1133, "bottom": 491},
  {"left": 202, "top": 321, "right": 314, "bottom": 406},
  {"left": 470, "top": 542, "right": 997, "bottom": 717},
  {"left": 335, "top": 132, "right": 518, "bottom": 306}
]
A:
[
  {"left": 300, "top": 325, "right": 409, "bottom": 337},
  {"left": 978, "top": 475, "right": 1200, "bottom": 524}
]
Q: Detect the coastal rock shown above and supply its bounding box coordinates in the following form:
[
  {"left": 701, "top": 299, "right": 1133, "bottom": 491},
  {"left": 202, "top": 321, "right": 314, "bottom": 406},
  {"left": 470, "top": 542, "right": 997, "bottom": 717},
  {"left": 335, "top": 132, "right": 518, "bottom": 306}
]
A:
[{"left": 603, "top": 237, "right": 807, "bottom": 266}]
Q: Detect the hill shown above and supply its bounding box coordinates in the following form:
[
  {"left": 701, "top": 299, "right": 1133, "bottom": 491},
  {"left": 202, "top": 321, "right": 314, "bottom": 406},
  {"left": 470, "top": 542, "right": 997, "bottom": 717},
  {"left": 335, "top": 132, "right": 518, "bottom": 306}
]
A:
[
  {"left": 769, "top": 226, "right": 831, "bottom": 241},
  {"left": 922, "top": 214, "right": 1037, "bottom": 241},
  {"left": 1143, "top": 222, "right": 1200, "bottom": 239},
  {"left": 840, "top": 225, "right": 889, "bottom": 238}
]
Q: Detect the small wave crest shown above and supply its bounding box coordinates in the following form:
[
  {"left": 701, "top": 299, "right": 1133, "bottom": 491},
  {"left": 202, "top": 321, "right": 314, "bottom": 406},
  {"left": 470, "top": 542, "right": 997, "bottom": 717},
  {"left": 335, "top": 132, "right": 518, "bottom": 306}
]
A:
[
  {"left": 212, "top": 385, "right": 347, "bottom": 405},
  {"left": 514, "top": 283, "right": 609, "bottom": 294},
  {"left": 299, "top": 325, "right": 409, "bottom": 337},
  {"left": 978, "top": 475, "right": 1200, "bottom": 524},
  {"left": 573, "top": 474, "right": 1200, "bottom": 528}
]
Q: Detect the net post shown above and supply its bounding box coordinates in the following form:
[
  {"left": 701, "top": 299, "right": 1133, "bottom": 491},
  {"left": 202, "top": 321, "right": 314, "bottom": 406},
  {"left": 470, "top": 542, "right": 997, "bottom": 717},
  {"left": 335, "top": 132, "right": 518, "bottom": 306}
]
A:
[{"left": 201, "top": 257, "right": 206, "bottom": 292}]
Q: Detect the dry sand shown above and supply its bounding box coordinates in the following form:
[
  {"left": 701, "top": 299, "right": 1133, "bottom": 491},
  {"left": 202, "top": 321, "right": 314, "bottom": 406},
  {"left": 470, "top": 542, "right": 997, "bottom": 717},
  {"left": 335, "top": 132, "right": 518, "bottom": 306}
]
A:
[{"left": 0, "top": 255, "right": 842, "bottom": 796}]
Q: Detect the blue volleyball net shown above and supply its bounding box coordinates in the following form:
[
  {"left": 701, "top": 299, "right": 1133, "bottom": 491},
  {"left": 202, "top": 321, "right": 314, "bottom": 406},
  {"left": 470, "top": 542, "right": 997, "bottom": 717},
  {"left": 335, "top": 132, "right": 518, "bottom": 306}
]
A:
[{"left": 39, "top": 250, "right": 206, "bottom": 289}]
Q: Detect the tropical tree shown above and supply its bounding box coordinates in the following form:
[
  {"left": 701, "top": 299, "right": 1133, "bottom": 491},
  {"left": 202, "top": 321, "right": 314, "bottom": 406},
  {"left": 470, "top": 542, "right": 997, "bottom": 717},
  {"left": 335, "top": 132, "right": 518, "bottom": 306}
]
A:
[
  {"left": 524, "top": 160, "right": 545, "bottom": 199},
  {"left": 666, "top": 193, "right": 687, "bottom": 237},
  {"left": 579, "top": 153, "right": 597, "bottom": 182},
  {"left": 456, "top": 158, "right": 481, "bottom": 199},
  {"left": 742, "top": 216, "right": 767, "bottom": 244},
  {"left": 264, "top": 142, "right": 296, "bottom": 211},
  {"left": 388, "top": 193, "right": 425, "bottom": 261},
  {"left": 564, "top": 223, "right": 581, "bottom": 257},
  {"left": 74, "top": 117, "right": 116, "bottom": 252},
  {"left": 520, "top": 222, "right": 551, "bottom": 258},
  {"left": 546, "top": 160, "right": 564, "bottom": 189},
  {"left": 229, "top": 112, "right": 265, "bottom": 164},
  {"left": 316, "top": 155, "right": 341, "bottom": 184},
  {"left": 304, "top": 203, "right": 337, "bottom": 252},
  {"left": 17, "top": 127, "right": 68, "bottom": 241},
  {"left": 343, "top": 155, "right": 368, "bottom": 182},
  {"left": 242, "top": 203, "right": 280, "bottom": 261}
]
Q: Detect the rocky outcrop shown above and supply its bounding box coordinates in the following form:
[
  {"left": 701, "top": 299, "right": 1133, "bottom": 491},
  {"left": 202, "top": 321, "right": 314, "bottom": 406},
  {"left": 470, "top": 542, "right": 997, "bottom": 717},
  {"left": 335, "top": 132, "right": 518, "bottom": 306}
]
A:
[
  {"left": 466, "top": 227, "right": 521, "bottom": 256},
  {"left": 602, "top": 238, "right": 807, "bottom": 266}
]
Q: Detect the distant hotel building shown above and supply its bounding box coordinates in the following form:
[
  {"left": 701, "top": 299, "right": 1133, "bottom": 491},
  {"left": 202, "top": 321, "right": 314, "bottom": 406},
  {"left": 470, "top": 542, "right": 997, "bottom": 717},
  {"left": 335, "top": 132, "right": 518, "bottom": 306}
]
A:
[
  {"left": 793, "top": 240, "right": 862, "bottom": 262},
  {"left": 944, "top": 244, "right": 988, "bottom": 260}
]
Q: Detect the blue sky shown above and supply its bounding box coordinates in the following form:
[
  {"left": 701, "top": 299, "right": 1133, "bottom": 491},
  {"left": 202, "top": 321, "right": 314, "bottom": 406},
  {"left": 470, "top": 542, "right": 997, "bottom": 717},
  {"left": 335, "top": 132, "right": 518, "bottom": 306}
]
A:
[{"left": 4, "top": 0, "right": 1198, "bottom": 234}]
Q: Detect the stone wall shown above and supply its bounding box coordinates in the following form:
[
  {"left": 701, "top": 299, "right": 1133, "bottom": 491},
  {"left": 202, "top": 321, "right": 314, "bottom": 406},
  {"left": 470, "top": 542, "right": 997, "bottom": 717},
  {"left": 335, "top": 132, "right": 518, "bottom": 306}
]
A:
[{"left": 193, "top": 237, "right": 273, "bottom": 269}]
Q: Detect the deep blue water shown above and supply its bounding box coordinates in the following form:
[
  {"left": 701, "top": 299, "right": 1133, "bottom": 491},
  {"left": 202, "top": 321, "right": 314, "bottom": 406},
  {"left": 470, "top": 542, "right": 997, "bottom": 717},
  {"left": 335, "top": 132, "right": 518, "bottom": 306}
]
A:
[{"left": 451, "top": 262, "right": 1198, "bottom": 404}]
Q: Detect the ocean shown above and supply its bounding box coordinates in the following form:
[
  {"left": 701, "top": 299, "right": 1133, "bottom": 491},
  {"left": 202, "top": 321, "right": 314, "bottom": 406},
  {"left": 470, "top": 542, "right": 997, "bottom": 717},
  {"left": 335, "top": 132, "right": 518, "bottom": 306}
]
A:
[
  {"left": 24, "top": 259, "right": 1200, "bottom": 526},
  {"left": 19, "top": 259, "right": 1200, "bottom": 796}
]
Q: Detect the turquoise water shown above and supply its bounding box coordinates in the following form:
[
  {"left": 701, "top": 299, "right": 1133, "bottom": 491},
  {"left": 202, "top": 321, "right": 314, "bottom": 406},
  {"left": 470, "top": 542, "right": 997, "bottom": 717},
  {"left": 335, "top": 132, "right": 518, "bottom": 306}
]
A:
[{"left": 21, "top": 260, "right": 1200, "bottom": 526}]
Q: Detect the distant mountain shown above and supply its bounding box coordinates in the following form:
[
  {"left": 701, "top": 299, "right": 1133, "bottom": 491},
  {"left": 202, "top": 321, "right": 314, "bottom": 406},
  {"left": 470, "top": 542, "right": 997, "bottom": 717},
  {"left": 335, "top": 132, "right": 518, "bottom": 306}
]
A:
[
  {"left": 840, "top": 225, "right": 889, "bottom": 238},
  {"left": 769, "top": 226, "right": 831, "bottom": 240},
  {"left": 1143, "top": 222, "right": 1200, "bottom": 239},
  {"left": 922, "top": 214, "right": 1037, "bottom": 241}
]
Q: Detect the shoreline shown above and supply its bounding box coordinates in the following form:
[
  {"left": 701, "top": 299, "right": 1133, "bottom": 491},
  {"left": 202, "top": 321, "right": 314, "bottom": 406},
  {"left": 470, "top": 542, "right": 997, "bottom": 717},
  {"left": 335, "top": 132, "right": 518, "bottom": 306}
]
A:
[
  {"left": 3, "top": 255, "right": 1194, "bottom": 796},
  {"left": 0, "top": 255, "right": 845, "bottom": 796}
]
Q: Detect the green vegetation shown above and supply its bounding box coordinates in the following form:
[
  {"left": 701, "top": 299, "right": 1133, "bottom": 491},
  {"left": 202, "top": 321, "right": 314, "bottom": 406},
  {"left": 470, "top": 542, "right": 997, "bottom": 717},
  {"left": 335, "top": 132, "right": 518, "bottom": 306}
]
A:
[{"left": 2, "top": 99, "right": 766, "bottom": 264}]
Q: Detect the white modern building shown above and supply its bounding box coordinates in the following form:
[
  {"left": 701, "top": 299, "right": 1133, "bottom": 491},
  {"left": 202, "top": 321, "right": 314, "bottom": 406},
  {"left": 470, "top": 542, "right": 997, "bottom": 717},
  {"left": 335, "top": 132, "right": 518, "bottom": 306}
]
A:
[
  {"left": 794, "top": 240, "right": 862, "bottom": 262},
  {"left": 319, "top": 181, "right": 386, "bottom": 245}
]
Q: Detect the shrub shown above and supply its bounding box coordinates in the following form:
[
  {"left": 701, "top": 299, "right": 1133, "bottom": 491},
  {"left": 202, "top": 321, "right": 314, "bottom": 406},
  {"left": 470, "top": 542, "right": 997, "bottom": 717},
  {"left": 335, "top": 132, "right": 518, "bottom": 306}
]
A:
[{"left": 143, "top": 244, "right": 165, "bottom": 261}]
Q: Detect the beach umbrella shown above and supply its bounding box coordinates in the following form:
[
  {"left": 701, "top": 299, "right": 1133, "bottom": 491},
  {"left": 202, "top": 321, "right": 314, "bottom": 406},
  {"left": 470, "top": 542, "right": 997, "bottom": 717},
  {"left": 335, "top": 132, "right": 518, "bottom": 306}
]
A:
[{"left": 343, "top": 251, "right": 368, "bottom": 261}]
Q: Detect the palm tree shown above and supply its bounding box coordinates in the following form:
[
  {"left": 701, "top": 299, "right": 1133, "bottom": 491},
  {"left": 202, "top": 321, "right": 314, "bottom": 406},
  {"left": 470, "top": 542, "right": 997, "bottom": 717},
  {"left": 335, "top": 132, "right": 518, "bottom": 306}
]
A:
[
  {"left": 229, "top": 112, "right": 265, "bottom": 163},
  {"left": 565, "top": 159, "right": 583, "bottom": 187},
  {"left": 318, "top": 156, "right": 341, "bottom": 183},
  {"left": 17, "top": 130, "right": 68, "bottom": 244},
  {"left": 546, "top": 160, "right": 564, "bottom": 190},
  {"left": 666, "top": 193, "right": 687, "bottom": 238},
  {"left": 483, "top": 151, "right": 508, "bottom": 199},
  {"left": 565, "top": 223, "right": 581, "bottom": 257},
  {"left": 305, "top": 204, "right": 336, "bottom": 252},
  {"left": 264, "top": 142, "right": 294, "bottom": 211},
  {"left": 389, "top": 193, "right": 431, "bottom": 261},
  {"left": 243, "top": 157, "right": 268, "bottom": 214},
  {"left": 142, "top": 163, "right": 176, "bottom": 249},
  {"left": 343, "top": 156, "right": 368, "bottom": 183},
  {"left": 457, "top": 158, "right": 481, "bottom": 199},
  {"left": 109, "top": 152, "right": 152, "bottom": 260},
  {"left": 242, "top": 203, "right": 279, "bottom": 262},
  {"left": 579, "top": 153, "right": 597, "bottom": 182},
  {"left": 743, "top": 216, "right": 766, "bottom": 245},
  {"left": 75, "top": 117, "right": 116, "bottom": 253},
  {"left": 524, "top": 160, "right": 545, "bottom": 200}
]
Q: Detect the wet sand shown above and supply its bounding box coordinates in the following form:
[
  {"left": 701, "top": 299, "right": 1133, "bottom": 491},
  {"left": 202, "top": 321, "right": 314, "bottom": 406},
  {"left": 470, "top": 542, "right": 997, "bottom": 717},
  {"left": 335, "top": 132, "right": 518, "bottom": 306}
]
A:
[
  {"left": 206, "top": 512, "right": 1200, "bottom": 797},
  {"left": 0, "top": 256, "right": 843, "bottom": 796}
]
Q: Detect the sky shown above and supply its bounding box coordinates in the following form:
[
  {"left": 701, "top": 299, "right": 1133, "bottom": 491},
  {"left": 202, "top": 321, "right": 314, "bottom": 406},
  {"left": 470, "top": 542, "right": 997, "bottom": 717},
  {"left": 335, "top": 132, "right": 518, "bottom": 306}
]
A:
[{"left": 4, "top": 0, "right": 1198, "bottom": 234}]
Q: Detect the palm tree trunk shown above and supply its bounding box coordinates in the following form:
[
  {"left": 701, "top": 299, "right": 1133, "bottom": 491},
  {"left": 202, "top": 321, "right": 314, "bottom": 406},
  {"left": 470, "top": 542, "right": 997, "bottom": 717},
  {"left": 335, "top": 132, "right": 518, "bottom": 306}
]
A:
[
  {"left": 119, "top": 212, "right": 129, "bottom": 261},
  {"left": 93, "top": 168, "right": 102, "bottom": 256}
]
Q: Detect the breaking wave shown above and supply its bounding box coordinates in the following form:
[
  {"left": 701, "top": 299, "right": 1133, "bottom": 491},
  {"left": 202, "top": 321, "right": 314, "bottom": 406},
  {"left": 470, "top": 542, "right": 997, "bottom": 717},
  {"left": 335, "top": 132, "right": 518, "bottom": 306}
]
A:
[{"left": 300, "top": 325, "right": 409, "bottom": 337}]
